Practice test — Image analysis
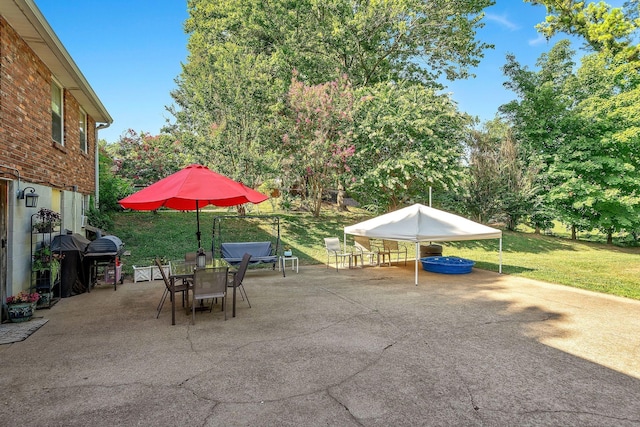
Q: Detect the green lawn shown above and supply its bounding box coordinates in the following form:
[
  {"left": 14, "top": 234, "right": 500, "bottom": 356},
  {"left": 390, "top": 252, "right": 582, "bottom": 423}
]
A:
[
  {"left": 111, "top": 208, "right": 640, "bottom": 301},
  {"left": 445, "top": 231, "right": 640, "bottom": 300}
]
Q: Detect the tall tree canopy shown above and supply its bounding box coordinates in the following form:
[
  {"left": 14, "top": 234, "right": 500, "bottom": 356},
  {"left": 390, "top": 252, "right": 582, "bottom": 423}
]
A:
[
  {"left": 350, "top": 81, "right": 469, "bottom": 211},
  {"left": 464, "top": 119, "right": 540, "bottom": 229},
  {"left": 281, "top": 73, "right": 355, "bottom": 217},
  {"left": 181, "top": 0, "right": 493, "bottom": 88},
  {"left": 107, "top": 130, "right": 187, "bottom": 187},
  {"left": 526, "top": 0, "right": 640, "bottom": 59},
  {"left": 170, "top": 0, "right": 494, "bottom": 211},
  {"left": 501, "top": 37, "right": 640, "bottom": 241},
  {"left": 500, "top": 0, "right": 640, "bottom": 242}
]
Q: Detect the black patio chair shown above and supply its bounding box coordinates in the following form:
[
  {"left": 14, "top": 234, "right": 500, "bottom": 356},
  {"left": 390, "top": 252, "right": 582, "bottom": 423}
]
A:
[
  {"left": 155, "top": 257, "right": 188, "bottom": 319},
  {"left": 229, "top": 253, "right": 252, "bottom": 317}
]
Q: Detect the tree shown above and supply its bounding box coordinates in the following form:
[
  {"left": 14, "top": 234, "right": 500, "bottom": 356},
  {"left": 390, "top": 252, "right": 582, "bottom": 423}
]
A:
[
  {"left": 464, "top": 119, "right": 542, "bottom": 230},
  {"left": 465, "top": 120, "right": 504, "bottom": 223},
  {"left": 350, "top": 81, "right": 468, "bottom": 212},
  {"left": 517, "top": 1, "right": 640, "bottom": 242},
  {"left": 281, "top": 73, "right": 355, "bottom": 217},
  {"left": 172, "top": 0, "right": 495, "bottom": 211},
  {"left": 498, "top": 129, "right": 543, "bottom": 231},
  {"left": 525, "top": 0, "right": 640, "bottom": 60},
  {"left": 501, "top": 40, "right": 640, "bottom": 241},
  {"left": 500, "top": 41, "right": 577, "bottom": 232},
  {"left": 169, "top": 42, "right": 281, "bottom": 186},
  {"left": 107, "top": 130, "right": 187, "bottom": 187},
  {"left": 96, "top": 143, "right": 132, "bottom": 213},
  {"left": 558, "top": 50, "right": 640, "bottom": 242},
  {"left": 181, "top": 0, "right": 493, "bottom": 88}
]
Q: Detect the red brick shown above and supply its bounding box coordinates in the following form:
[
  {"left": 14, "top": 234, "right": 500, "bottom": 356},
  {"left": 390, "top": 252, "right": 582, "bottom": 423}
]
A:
[{"left": 0, "top": 16, "right": 96, "bottom": 194}]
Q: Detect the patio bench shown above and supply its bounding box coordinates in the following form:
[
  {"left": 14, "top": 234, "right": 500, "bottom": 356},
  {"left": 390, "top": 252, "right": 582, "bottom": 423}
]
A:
[{"left": 220, "top": 241, "right": 284, "bottom": 276}]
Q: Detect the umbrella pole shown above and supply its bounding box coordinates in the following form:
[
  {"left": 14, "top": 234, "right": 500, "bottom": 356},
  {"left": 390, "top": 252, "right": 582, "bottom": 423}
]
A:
[{"left": 196, "top": 200, "right": 201, "bottom": 249}]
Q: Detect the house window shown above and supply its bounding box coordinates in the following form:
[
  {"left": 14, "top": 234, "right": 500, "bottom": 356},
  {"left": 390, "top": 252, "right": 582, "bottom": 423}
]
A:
[
  {"left": 79, "top": 108, "right": 87, "bottom": 152},
  {"left": 51, "top": 81, "right": 63, "bottom": 144}
]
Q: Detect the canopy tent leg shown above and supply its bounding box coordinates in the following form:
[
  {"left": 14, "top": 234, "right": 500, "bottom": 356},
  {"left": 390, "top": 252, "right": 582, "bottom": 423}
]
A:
[
  {"left": 415, "top": 242, "right": 419, "bottom": 286},
  {"left": 499, "top": 238, "right": 502, "bottom": 274},
  {"left": 343, "top": 231, "right": 347, "bottom": 254}
]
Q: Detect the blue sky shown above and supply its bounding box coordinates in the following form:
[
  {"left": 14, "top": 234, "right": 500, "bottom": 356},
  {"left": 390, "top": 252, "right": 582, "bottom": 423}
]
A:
[{"left": 34, "top": 1, "right": 622, "bottom": 143}]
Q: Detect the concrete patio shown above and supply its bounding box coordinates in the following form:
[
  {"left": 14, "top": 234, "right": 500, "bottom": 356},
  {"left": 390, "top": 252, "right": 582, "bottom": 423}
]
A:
[{"left": 1, "top": 262, "right": 639, "bottom": 426}]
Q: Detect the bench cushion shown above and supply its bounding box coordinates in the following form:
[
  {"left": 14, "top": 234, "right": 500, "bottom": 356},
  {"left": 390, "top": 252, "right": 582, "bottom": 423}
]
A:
[
  {"left": 221, "top": 242, "right": 277, "bottom": 265},
  {"left": 221, "top": 242, "right": 272, "bottom": 258}
]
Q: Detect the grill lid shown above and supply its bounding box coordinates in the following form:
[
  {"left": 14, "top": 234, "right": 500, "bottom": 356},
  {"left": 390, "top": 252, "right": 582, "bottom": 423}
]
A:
[
  {"left": 86, "top": 235, "right": 124, "bottom": 254},
  {"left": 51, "top": 232, "right": 90, "bottom": 253}
]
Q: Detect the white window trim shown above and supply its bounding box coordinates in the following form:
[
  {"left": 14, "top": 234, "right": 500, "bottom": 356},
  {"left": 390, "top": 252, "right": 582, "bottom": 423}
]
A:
[
  {"left": 79, "top": 107, "right": 87, "bottom": 152},
  {"left": 51, "top": 79, "right": 64, "bottom": 146}
]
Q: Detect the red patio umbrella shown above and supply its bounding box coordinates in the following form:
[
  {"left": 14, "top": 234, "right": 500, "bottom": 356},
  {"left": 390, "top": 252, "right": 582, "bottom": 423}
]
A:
[{"left": 119, "top": 164, "right": 268, "bottom": 248}]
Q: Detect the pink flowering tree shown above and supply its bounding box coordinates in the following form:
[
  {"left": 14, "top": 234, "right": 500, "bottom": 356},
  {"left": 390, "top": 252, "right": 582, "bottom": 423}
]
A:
[
  {"left": 110, "top": 129, "right": 186, "bottom": 186},
  {"left": 282, "top": 72, "right": 355, "bottom": 216}
]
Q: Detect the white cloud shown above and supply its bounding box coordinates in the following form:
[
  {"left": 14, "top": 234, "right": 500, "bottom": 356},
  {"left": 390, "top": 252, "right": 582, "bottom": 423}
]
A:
[
  {"left": 484, "top": 13, "right": 519, "bottom": 31},
  {"left": 528, "top": 34, "right": 547, "bottom": 46}
]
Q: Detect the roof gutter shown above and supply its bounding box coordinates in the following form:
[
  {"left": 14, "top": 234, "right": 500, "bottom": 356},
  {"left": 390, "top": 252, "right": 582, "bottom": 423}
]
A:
[
  {"left": 94, "top": 123, "right": 111, "bottom": 209},
  {"left": 1, "top": 0, "right": 113, "bottom": 124}
]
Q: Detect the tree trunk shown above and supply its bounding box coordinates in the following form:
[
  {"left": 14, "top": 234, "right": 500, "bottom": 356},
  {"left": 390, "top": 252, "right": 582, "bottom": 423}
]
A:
[
  {"left": 607, "top": 232, "right": 613, "bottom": 245},
  {"left": 313, "top": 190, "right": 322, "bottom": 217},
  {"left": 534, "top": 227, "right": 540, "bottom": 234},
  {"left": 311, "top": 177, "right": 323, "bottom": 217},
  {"left": 337, "top": 181, "right": 347, "bottom": 212},
  {"left": 571, "top": 225, "right": 576, "bottom": 240}
]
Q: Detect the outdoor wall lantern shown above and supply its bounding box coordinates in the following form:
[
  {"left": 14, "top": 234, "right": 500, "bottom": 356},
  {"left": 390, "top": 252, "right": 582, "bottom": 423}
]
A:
[
  {"left": 17, "top": 186, "right": 39, "bottom": 208},
  {"left": 197, "top": 248, "right": 206, "bottom": 268}
]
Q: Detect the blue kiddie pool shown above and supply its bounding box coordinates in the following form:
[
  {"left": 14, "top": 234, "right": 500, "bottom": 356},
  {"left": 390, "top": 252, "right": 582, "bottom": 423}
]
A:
[{"left": 420, "top": 256, "right": 475, "bottom": 274}]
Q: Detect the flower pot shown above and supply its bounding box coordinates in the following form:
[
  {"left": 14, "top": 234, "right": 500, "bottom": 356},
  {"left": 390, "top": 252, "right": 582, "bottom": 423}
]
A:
[
  {"left": 7, "top": 303, "right": 34, "bottom": 323},
  {"left": 284, "top": 250, "right": 292, "bottom": 257},
  {"left": 151, "top": 265, "right": 170, "bottom": 280},
  {"left": 37, "top": 292, "right": 52, "bottom": 307},
  {"left": 33, "top": 224, "right": 56, "bottom": 233}
]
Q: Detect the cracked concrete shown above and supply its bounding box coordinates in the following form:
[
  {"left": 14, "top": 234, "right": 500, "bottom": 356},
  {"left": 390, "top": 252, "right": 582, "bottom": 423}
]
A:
[{"left": 1, "top": 263, "right": 639, "bottom": 426}]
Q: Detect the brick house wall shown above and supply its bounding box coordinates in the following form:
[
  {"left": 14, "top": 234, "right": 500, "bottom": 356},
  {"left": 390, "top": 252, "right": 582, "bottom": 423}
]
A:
[{"left": 0, "top": 15, "right": 96, "bottom": 194}]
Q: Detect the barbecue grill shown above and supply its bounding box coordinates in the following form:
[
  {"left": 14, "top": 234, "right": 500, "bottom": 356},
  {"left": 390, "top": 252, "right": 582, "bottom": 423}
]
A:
[
  {"left": 84, "top": 235, "right": 125, "bottom": 291},
  {"left": 51, "top": 232, "right": 90, "bottom": 297}
]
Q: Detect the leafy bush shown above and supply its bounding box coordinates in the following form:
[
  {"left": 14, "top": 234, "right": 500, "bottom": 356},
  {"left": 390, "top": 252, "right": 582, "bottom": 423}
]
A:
[
  {"left": 97, "top": 146, "right": 133, "bottom": 213},
  {"left": 86, "top": 206, "right": 113, "bottom": 231}
]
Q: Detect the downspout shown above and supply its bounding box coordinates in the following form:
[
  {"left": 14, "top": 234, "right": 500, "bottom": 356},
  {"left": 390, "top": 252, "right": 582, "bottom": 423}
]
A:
[{"left": 94, "top": 123, "right": 110, "bottom": 209}]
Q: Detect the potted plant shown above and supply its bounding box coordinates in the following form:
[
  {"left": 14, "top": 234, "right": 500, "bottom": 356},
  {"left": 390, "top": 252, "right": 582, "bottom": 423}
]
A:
[
  {"left": 32, "top": 245, "right": 52, "bottom": 272},
  {"left": 283, "top": 246, "right": 293, "bottom": 257},
  {"left": 32, "top": 245, "right": 62, "bottom": 289},
  {"left": 33, "top": 208, "right": 61, "bottom": 233},
  {"left": 6, "top": 291, "right": 40, "bottom": 322}
]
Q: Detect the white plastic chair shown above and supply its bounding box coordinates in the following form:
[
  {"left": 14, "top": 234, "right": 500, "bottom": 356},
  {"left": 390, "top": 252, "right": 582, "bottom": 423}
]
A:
[{"left": 324, "top": 237, "right": 352, "bottom": 271}]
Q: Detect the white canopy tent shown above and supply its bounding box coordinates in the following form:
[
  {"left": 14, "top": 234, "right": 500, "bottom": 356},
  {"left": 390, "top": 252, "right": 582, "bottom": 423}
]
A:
[{"left": 344, "top": 204, "right": 503, "bottom": 285}]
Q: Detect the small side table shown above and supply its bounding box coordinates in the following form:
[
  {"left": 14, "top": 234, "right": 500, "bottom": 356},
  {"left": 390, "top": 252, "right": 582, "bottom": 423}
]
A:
[{"left": 279, "top": 256, "right": 299, "bottom": 273}]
